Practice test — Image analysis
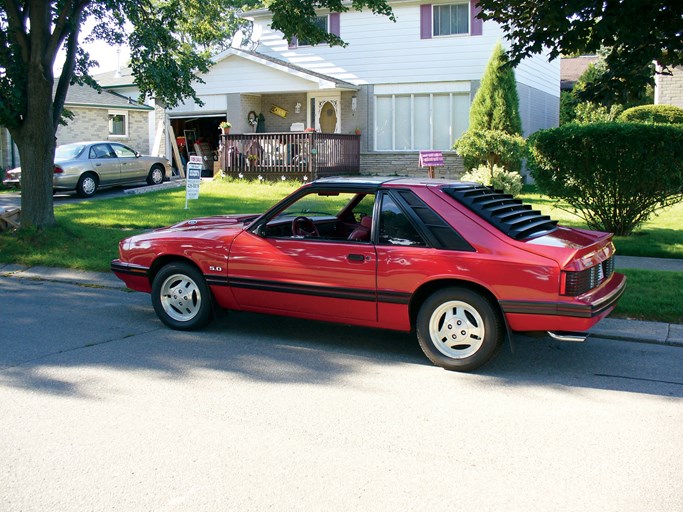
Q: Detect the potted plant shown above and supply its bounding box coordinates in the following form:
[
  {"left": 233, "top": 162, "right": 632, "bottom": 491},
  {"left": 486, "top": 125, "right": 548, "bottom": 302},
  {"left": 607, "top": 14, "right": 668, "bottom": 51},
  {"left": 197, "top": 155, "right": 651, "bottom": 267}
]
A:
[
  {"left": 247, "top": 154, "right": 259, "bottom": 168},
  {"left": 354, "top": 128, "right": 361, "bottom": 135},
  {"left": 219, "top": 121, "right": 232, "bottom": 134}
]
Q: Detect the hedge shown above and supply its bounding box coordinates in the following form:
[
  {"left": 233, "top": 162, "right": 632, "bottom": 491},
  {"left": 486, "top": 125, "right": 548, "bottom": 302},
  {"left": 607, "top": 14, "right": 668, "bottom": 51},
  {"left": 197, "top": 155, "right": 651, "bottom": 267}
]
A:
[
  {"left": 618, "top": 104, "right": 683, "bottom": 125},
  {"left": 527, "top": 122, "right": 683, "bottom": 235}
]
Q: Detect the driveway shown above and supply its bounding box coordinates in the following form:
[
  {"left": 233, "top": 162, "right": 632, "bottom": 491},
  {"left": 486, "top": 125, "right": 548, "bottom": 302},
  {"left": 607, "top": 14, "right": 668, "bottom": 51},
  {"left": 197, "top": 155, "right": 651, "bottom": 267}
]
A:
[
  {"left": 1, "top": 273, "right": 682, "bottom": 511},
  {"left": 1, "top": 184, "right": 167, "bottom": 211}
]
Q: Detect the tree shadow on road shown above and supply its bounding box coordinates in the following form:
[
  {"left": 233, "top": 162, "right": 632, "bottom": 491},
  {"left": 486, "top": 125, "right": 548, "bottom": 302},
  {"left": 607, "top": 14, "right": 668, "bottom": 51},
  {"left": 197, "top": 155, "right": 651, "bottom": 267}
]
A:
[{"left": 1, "top": 279, "right": 682, "bottom": 400}]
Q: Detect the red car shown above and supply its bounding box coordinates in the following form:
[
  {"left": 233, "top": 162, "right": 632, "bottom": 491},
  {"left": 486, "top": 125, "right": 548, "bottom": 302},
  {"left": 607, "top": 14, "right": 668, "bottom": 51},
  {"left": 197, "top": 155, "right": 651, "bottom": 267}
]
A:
[{"left": 111, "top": 177, "right": 625, "bottom": 371}]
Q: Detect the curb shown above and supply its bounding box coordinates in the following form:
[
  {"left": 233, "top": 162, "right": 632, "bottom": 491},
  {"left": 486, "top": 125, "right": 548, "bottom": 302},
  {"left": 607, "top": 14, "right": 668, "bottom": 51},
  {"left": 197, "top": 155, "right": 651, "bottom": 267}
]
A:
[{"left": 2, "top": 263, "right": 682, "bottom": 348}]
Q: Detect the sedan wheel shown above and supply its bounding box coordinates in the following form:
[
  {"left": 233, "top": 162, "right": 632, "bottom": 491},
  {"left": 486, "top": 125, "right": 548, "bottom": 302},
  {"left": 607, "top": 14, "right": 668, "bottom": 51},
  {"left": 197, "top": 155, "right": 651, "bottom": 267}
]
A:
[
  {"left": 147, "top": 165, "right": 164, "bottom": 186},
  {"left": 151, "top": 262, "right": 213, "bottom": 330},
  {"left": 416, "top": 287, "right": 503, "bottom": 371},
  {"left": 76, "top": 173, "right": 98, "bottom": 197}
]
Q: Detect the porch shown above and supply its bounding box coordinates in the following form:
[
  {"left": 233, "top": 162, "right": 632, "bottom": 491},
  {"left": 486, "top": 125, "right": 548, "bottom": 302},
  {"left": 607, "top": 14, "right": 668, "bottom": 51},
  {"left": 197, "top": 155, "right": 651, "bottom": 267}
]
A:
[{"left": 219, "top": 132, "right": 361, "bottom": 180}]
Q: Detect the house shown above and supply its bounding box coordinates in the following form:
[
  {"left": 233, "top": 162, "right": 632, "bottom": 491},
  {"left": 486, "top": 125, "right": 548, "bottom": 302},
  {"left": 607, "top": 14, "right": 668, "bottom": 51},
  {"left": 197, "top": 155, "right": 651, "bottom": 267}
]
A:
[
  {"left": 655, "top": 66, "right": 683, "bottom": 108},
  {"left": 560, "top": 55, "right": 598, "bottom": 91},
  {"left": 97, "top": 0, "right": 560, "bottom": 179},
  {"left": 1, "top": 82, "right": 153, "bottom": 171}
]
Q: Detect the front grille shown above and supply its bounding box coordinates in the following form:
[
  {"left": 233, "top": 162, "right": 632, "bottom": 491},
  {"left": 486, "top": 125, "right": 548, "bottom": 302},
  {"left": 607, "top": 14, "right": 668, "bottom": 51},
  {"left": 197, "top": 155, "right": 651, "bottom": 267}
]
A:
[{"left": 564, "top": 256, "right": 615, "bottom": 296}]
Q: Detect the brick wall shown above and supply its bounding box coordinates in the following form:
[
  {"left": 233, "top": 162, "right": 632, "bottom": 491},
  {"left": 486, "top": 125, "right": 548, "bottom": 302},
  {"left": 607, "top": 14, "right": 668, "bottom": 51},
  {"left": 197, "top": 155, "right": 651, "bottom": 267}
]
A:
[
  {"left": 360, "top": 151, "right": 465, "bottom": 178},
  {"left": 56, "top": 107, "right": 151, "bottom": 152},
  {"left": 259, "top": 93, "right": 308, "bottom": 132},
  {"left": 655, "top": 67, "right": 683, "bottom": 107}
]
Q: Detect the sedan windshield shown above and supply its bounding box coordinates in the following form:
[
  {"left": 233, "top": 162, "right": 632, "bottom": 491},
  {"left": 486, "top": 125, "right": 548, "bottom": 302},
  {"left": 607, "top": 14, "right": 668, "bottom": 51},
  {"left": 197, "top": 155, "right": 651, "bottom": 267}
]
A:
[{"left": 55, "top": 143, "right": 87, "bottom": 160}]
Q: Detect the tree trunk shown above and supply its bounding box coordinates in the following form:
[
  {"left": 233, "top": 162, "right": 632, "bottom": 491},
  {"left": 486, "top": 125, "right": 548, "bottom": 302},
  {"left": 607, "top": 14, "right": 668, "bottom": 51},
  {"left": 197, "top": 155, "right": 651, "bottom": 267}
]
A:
[{"left": 11, "top": 66, "right": 58, "bottom": 228}]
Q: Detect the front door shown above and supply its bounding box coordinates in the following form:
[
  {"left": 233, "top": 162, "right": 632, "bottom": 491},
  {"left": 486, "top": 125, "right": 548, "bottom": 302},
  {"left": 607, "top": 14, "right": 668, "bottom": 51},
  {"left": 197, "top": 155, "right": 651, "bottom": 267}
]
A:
[
  {"left": 229, "top": 234, "right": 377, "bottom": 323},
  {"left": 310, "top": 94, "right": 341, "bottom": 133},
  {"left": 111, "top": 143, "right": 145, "bottom": 182}
]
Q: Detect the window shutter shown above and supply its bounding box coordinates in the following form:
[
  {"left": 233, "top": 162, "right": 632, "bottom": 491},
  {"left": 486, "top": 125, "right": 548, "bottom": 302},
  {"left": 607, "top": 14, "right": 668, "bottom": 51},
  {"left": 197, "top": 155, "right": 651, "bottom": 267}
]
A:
[
  {"left": 288, "top": 36, "right": 298, "bottom": 49},
  {"left": 330, "top": 13, "right": 340, "bottom": 36},
  {"left": 420, "top": 4, "right": 432, "bottom": 39},
  {"left": 470, "top": 1, "right": 483, "bottom": 36}
]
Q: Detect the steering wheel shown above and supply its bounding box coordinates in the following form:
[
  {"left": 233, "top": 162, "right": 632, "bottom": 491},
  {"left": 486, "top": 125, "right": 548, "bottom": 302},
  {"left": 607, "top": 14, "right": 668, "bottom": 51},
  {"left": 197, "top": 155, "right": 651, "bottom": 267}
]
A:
[{"left": 292, "top": 216, "right": 320, "bottom": 237}]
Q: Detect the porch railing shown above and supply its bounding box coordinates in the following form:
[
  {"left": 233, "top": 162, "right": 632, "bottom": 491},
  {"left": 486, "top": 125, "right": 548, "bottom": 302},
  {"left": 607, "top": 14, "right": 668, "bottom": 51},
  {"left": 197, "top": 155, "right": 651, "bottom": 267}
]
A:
[{"left": 219, "top": 132, "right": 360, "bottom": 180}]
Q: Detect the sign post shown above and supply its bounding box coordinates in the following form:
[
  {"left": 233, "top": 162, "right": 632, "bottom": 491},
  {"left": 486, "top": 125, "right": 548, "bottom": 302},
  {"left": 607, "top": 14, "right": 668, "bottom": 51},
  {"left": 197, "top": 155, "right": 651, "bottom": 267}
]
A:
[
  {"left": 418, "top": 151, "right": 444, "bottom": 178},
  {"left": 185, "top": 156, "right": 202, "bottom": 209}
]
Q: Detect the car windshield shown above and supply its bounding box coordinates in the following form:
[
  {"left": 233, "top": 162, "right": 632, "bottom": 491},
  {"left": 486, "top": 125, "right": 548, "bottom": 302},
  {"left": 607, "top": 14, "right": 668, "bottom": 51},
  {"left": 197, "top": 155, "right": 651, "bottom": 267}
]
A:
[
  {"left": 278, "top": 192, "right": 369, "bottom": 219},
  {"left": 55, "top": 144, "right": 87, "bottom": 160}
]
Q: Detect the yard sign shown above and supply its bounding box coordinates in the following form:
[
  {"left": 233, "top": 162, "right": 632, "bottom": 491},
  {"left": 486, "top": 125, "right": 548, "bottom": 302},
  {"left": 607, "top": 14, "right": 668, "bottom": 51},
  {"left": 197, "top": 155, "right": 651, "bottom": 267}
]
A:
[
  {"left": 185, "top": 156, "right": 202, "bottom": 209},
  {"left": 419, "top": 151, "right": 444, "bottom": 178}
]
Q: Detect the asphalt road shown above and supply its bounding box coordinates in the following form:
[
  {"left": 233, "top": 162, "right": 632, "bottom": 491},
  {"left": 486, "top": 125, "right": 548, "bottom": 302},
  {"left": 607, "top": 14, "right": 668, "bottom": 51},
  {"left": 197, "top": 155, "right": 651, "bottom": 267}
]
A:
[
  {"left": 1, "top": 184, "right": 152, "bottom": 210},
  {"left": 1, "top": 275, "right": 682, "bottom": 511}
]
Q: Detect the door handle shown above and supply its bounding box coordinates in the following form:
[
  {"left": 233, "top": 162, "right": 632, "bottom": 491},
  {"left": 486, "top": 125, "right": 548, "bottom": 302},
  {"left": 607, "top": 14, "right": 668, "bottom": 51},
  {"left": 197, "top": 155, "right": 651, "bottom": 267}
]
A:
[{"left": 347, "top": 253, "right": 366, "bottom": 262}]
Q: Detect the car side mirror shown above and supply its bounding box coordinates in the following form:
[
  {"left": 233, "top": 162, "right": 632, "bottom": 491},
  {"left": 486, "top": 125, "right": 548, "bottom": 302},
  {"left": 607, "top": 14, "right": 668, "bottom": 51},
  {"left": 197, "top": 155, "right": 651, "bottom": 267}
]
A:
[
  {"left": 254, "top": 223, "right": 267, "bottom": 237},
  {"left": 135, "top": 152, "right": 141, "bottom": 158}
]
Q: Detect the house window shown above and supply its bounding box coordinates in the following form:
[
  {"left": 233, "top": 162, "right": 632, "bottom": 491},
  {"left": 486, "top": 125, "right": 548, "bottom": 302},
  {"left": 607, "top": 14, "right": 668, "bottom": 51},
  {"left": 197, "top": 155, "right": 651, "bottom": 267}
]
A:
[
  {"left": 298, "top": 16, "right": 328, "bottom": 46},
  {"left": 375, "top": 93, "right": 469, "bottom": 151},
  {"left": 433, "top": 3, "right": 469, "bottom": 36},
  {"left": 290, "top": 13, "right": 340, "bottom": 48},
  {"left": 108, "top": 111, "right": 128, "bottom": 137}
]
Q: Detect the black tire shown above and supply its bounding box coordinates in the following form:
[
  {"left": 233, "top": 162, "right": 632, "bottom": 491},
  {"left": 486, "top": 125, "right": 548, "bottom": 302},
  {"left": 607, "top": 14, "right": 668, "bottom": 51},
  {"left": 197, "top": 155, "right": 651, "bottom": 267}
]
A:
[
  {"left": 76, "top": 172, "right": 98, "bottom": 197},
  {"left": 147, "top": 164, "right": 165, "bottom": 185},
  {"left": 151, "top": 262, "right": 213, "bottom": 330},
  {"left": 416, "top": 287, "right": 503, "bottom": 372}
]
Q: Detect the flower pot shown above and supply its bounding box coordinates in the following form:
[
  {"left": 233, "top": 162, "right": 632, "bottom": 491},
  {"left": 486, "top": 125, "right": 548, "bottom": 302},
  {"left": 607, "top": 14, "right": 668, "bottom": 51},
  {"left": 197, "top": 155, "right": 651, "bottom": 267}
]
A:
[{"left": 221, "top": 127, "right": 230, "bottom": 135}]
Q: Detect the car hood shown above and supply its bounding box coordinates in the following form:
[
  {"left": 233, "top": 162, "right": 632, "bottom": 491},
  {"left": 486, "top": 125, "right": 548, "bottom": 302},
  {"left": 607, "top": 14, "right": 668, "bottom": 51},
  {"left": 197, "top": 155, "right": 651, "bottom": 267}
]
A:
[{"left": 160, "top": 214, "right": 261, "bottom": 233}]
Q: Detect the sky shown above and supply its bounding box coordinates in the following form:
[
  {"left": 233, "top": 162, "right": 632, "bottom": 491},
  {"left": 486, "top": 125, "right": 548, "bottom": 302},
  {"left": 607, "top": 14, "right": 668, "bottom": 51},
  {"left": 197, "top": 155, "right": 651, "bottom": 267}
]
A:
[{"left": 54, "top": 17, "right": 131, "bottom": 74}]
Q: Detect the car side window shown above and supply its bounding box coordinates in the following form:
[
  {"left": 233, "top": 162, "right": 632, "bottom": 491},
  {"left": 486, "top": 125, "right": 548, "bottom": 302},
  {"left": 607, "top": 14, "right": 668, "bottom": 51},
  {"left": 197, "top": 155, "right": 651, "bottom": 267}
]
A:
[
  {"left": 378, "top": 194, "right": 427, "bottom": 247},
  {"left": 89, "top": 144, "right": 115, "bottom": 159},
  {"left": 111, "top": 143, "right": 136, "bottom": 158}
]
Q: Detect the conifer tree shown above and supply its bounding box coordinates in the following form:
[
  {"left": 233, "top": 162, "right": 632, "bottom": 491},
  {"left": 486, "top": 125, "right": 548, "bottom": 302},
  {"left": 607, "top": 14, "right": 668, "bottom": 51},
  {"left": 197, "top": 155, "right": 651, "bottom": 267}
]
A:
[{"left": 469, "top": 42, "right": 522, "bottom": 135}]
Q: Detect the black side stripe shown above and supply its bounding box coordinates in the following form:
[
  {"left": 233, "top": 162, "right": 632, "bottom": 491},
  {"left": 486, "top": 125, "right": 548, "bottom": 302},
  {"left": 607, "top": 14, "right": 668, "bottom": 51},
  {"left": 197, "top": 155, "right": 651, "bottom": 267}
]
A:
[
  {"left": 111, "top": 262, "right": 148, "bottom": 277},
  {"left": 500, "top": 283, "right": 624, "bottom": 319},
  {"left": 207, "top": 275, "right": 411, "bottom": 305}
]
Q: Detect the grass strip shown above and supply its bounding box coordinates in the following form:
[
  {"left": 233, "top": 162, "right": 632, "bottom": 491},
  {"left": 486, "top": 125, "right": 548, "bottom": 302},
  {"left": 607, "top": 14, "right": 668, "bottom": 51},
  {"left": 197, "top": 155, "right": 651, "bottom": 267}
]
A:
[{"left": 610, "top": 269, "right": 683, "bottom": 324}]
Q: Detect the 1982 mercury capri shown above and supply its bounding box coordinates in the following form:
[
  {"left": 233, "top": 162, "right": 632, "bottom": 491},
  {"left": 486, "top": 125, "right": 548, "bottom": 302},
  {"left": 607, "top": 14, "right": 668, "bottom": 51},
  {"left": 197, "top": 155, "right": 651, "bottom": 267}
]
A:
[{"left": 111, "top": 177, "right": 625, "bottom": 371}]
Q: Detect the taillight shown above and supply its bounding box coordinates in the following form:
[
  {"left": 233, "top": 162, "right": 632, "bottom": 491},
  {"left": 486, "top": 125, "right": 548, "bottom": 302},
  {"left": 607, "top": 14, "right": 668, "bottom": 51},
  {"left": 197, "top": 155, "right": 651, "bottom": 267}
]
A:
[
  {"left": 562, "top": 256, "right": 615, "bottom": 296},
  {"left": 53, "top": 166, "right": 64, "bottom": 174}
]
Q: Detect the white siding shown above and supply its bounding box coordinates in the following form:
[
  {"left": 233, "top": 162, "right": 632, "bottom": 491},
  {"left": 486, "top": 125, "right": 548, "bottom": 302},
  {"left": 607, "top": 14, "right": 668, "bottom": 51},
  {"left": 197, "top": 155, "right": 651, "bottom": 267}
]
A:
[
  {"left": 254, "top": 2, "right": 495, "bottom": 85},
  {"left": 515, "top": 50, "right": 561, "bottom": 98},
  {"left": 193, "top": 57, "right": 328, "bottom": 96},
  {"left": 251, "top": 1, "right": 558, "bottom": 96}
]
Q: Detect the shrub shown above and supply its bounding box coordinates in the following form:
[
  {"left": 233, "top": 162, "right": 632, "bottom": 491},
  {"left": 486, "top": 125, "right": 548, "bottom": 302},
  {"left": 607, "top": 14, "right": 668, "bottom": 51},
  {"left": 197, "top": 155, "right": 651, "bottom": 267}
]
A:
[
  {"left": 618, "top": 104, "right": 683, "bottom": 125},
  {"left": 527, "top": 123, "right": 683, "bottom": 235},
  {"left": 461, "top": 164, "right": 523, "bottom": 196},
  {"left": 573, "top": 102, "right": 624, "bottom": 124},
  {"left": 454, "top": 129, "right": 526, "bottom": 173}
]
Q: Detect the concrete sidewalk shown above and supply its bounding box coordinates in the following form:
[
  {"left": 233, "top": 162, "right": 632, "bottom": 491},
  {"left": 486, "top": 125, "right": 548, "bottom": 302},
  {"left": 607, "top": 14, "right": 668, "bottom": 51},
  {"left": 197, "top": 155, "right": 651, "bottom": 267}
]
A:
[{"left": 2, "top": 260, "right": 681, "bottom": 348}]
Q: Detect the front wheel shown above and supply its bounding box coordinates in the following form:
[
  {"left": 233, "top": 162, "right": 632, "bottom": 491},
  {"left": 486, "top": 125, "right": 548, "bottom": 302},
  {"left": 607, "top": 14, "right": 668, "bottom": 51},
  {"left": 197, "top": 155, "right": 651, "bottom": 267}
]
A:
[
  {"left": 151, "top": 262, "right": 213, "bottom": 330},
  {"left": 147, "top": 165, "right": 165, "bottom": 185},
  {"left": 416, "top": 287, "right": 503, "bottom": 372}
]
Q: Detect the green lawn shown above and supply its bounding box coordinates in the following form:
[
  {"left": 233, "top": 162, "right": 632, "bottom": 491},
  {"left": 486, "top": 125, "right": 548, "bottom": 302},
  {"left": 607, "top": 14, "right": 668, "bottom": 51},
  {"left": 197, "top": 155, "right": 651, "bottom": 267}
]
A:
[
  {"left": 518, "top": 188, "right": 683, "bottom": 259},
  {"left": 1, "top": 179, "right": 681, "bottom": 323}
]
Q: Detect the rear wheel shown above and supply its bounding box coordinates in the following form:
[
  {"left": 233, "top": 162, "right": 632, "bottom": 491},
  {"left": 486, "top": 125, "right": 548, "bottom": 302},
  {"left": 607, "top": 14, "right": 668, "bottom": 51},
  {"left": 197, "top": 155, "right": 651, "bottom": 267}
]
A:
[
  {"left": 151, "top": 262, "right": 213, "bottom": 330},
  {"left": 416, "top": 287, "right": 503, "bottom": 371},
  {"left": 76, "top": 173, "right": 98, "bottom": 197},
  {"left": 147, "top": 164, "right": 164, "bottom": 185}
]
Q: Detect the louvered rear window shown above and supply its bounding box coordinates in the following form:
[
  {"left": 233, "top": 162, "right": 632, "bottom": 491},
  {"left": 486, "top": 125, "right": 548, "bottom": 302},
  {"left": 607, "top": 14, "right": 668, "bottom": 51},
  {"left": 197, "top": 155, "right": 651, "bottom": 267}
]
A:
[{"left": 444, "top": 185, "right": 558, "bottom": 240}]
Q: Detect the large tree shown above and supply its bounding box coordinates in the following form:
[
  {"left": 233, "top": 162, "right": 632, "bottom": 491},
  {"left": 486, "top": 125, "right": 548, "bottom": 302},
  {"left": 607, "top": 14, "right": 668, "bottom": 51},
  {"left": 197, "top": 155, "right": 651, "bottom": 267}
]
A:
[
  {"left": 0, "top": 0, "right": 394, "bottom": 229},
  {"left": 477, "top": 0, "right": 683, "bottom": 104}
]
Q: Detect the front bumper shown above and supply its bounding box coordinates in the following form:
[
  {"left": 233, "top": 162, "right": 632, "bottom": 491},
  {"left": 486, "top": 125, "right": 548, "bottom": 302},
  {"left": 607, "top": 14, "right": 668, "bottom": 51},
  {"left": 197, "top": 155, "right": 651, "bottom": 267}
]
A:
[{"left": 111, "top": 260, "right": 152, "bottom": 293}]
